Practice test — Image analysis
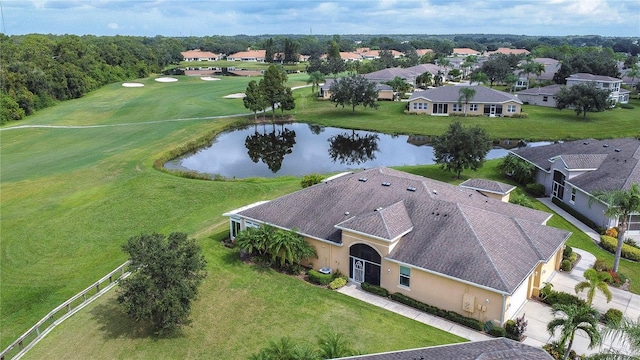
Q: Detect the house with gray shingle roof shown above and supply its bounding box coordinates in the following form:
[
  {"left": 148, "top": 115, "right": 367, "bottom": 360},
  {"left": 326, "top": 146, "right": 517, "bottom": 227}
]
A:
[
  {"left": 407, "top": 85, "right": 523, "bottom": 117},
  {"left": 336, "top": 338, "right": 552, "bottom": 360},
  {"left": 319, "top": 79, "right": 394, "bottom": 101},
  {"left": 224, "top": 167, "right": 570, "bottom": 326},
  {"left": 511, "top": 138, "right": 640, "bottom": 236},
  {"left": 516, "top": 84, "right": 563, "bottom": 107},
  {"left": 566, "top": 73, "right": 628, "bottom": 104}
]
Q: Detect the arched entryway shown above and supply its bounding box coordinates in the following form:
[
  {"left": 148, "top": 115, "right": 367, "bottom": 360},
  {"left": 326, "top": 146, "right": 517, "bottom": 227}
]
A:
[{"left": 349, "top": 243, "right": 381, "bottom": 286}]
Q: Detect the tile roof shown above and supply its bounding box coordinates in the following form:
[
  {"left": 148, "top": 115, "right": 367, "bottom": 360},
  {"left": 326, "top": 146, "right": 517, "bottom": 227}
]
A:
[
  {"left": 489, "top": 48, "right": 531, "bottom": 56},
  {"left": 235, "top": 167, "right": 569, "bottom": 294},
  {"left": 181, "top": 50, "right": 220, "bottom": 59},
  {"left": 408, "top": 85, "right": 523, "bottom": 104},
  {"left": 227, "top": 50, "right": 266, "bottom": 59},
  {"left": 512, "top": 138, "right": 640, "bottom": 193},
  {"left": 453, "top": 48, "right": 481, "bottom": 55},
  {"left": 459, "top": 179, "right": 516, "bottom": 195},
  {"left": 339, "top": 338, "right": 553, "bottom": 359}
]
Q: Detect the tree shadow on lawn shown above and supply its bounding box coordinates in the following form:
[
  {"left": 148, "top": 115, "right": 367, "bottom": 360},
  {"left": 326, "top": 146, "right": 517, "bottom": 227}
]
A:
[{"left": 89, "top": 298, "right": 185, "bottom": 341}]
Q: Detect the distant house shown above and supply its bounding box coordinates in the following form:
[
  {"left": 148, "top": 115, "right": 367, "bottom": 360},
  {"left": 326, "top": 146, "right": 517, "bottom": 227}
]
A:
[
  {"left": 339, "top": 338, "right": 553, "bottom": 360},
  {"left": 514, "top": 58, "right": 560, "bottom": 89},
  {"left": 488, "top": 48, "right": 530, "bottom": 56},
  {"left": 319, "top": 79, "right": 394, "bottom": 101},
  {"left": 516, "top": 84, "right": 563, "bottom": 107},
  {"left": 566, "top": 73, "right": 628, "bottom": 104},
  {"left": 359, "top": 49, "right": 404, "bottom": 60},
  {"left": 363, "top": 64, "right": 445, "bottom": 87},
  {"left": 415, "top": 49, "right": 434, "bottom": 57},
  {"left": 227, "top": 50, "right": 267, "bottom": 62},
  {"left": 452, "top": 48, "right": 482, "bottom": 56},
  {"left": 407, "top": 85, "right": 523, "bottom": 117},
  {"left": 181, "top": 50, "right": 222, "bottom": 62},
  {"left": 511, "top": 138, "right": 640, "bottom": 236},
  {"left": 224, "top": 168, "right": 570, "bottom": 326}
]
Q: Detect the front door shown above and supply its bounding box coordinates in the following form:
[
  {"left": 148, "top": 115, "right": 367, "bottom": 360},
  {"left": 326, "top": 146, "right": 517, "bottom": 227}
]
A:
[
  {"left": 490, "top": 105, "right": 497, "bottom": 116},
  {"left": 353, "top": 259, "right": 365, "bottom": 283}
]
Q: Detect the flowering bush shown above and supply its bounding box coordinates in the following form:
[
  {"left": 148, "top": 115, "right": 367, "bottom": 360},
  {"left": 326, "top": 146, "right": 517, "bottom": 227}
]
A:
[{"left": 605, "top": 227, "right": 618, "bottom": 238}]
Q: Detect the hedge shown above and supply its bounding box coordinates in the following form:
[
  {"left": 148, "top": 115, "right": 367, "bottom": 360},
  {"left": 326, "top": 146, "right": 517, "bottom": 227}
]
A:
[
  {"left": 361, "top": 282, "right": 389, "bottom": 297},
  {"left": 600, "top": 235, "right": 640, "bottom": 261},
  {"left": 390, "top": 293, "right": 484, "bottom": 331},
  {"left": 488, "top": 326, "right": 507, "bottom": 337},
  {"left": 308, "top": 269, "right": 333, "bottom": 285},
  {"left": 603, "top": 308, "right": 623, "bottom": 326},
  {"left": 525, "top": 183, "right": 545, "bottom": 197}
]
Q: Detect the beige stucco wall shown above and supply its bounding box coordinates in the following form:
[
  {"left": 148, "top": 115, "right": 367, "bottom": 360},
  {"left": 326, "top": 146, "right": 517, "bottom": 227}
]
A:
[{"left": 377, "top": 91, "right": 394, "bottom": 101}]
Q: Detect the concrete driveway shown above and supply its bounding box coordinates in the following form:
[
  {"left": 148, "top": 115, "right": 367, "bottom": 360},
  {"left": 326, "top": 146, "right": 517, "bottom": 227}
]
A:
[{"left": 515, "top": 248, "right": 640, "bottom": 357}]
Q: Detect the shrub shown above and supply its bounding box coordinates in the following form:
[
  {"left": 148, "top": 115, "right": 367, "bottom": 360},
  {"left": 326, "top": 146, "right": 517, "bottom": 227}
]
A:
[
  {"left": 509, "top": 193, "right": 533, "bottom": 208},
  {"left": 525, "top": 183, "right": 546, "bottom": 197},
  {"left": 624, "top": 238, "right": 638, "bottom": 248},
  {"left": 301, "top": 173, "right": 324, "bottom": 188},
  {"left": 563, "top": 245, "right": 573, "bottom": 259},
  {"left": 488, "top": 326, "right": 507, "bottom": 337},
  {"left": 390, "top": 293, "right": 484, "bottom": 331},
  {"left": 329, "top": 277, "right": 347, "bottom": 290},
  {"left": 540, "top": 287, "right": 586, "bottom": 308},
  {"left": 620, "top": 103, "right": 634, "bottom": 109},
  {"left": 600, "top": 235, "right": 640, "bottom": 261},
  {"left": 561, "top": 259, "right": 572, "bottom": 271},
  {"left": 504, "top": 315, "right": 527, "bottom": 341},
  {"left": 543, "top": 341, "right": 578, "bottom": 360},
  {"left": 606, "top": 227, "right": 618, "bottom": 238},
  {"left": 308, "top": 269, "right": 333, "bottom": 285},
  {"left": 593, "top": 258, "right": 609, "bottom": 272},
  {"left": 603, "top": 308, "right": 623, "bottom": 326},
  {"left": 361, "top": 282, "right": 389, "bottom": 297}
]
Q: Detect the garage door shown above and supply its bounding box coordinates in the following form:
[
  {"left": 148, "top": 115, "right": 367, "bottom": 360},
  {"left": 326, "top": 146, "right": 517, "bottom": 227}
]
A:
[{"left": 506, "top": 280, "right": 529, "bottom": 320}]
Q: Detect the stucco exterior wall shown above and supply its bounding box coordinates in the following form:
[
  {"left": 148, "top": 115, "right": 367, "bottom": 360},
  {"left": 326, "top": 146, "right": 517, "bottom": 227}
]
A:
[
  {"left": 407, "top": 100, "right": 522, "bottom": 117},
  {"left": 518, "top": 94, "right": 557, "bottom": 107}
]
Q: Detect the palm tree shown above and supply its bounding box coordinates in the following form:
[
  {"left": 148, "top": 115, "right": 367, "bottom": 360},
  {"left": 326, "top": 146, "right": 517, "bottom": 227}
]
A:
[
  {"left": 458, "top": 87, "right": 476, "bottom": 116},
  {"left": 317, "top": 332, "right": 356, "bottom": 359},
  {"left": 588, "top": 316, "right": 640, "bottom": 359},
  {"left": 590, "top": 183, "right": 640, "bottom": 272},
  {"left": 519, "top": 60, "right": 546, "bottom": 89},
  {"left": 416, "top": 71, "right": 433, "bottom": 88},
  {"left": 307, "top": 71, "right": 324, "bottom": 94},
  {"left": 575, "top": 268, "right": 613, "bottom": 305},
  {"left": 259, "top": 336, "right": 298, "bottom": 360},
  {"left": 547, "top": 303, "right": 601, "bottom": 360}
]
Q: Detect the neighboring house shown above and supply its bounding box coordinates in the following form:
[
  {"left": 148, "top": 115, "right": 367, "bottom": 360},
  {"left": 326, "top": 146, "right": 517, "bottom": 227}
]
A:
[
  {"left": 359, "top": 49, "right": 404, "bottom": 60},
  {"left": 415, "top": 49, "right": 434, "bottom": 57},
  {"left": 516, "top": 84, "right": 563, "bottom": 107},
  {"left": 338, "top": 338, "right": 552, "bottom": 359},
  {"left": 224, "top": 168, "right": 570, "bottom": 326},
  {"left": 566, "top": 73, "right": 628, "bottom": 104},
  {"left": 407, "top": 85, "right": 523, "bottom": 116},
  {"left": 452, "top": 48, "right": 482, "bottom": 56},
  {"left": 511, "top": 138, "right": 640, "bottom": 236},
  {"left": 181, "top": 50, "right": 222, "bottom": 61},
  {"left": 514, "top": 58, "right": 560, "bottom": 89},
  {"left": 363, "top": 64, "right": 446, "bottom": 87},
  {"left": 227, "top": 50, "right": 267, "bottom": 62},
  {"left": 488, "top": 48, "right": 531, "bottom": 56},
  {"left": 318, "top": 79, "right": 393, "bottom": 101}
]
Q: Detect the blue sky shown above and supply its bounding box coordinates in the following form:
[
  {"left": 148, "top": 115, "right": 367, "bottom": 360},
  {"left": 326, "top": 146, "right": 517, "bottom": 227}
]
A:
[{"left": 2, "top": 0, "right": 639, "bottom": 37}]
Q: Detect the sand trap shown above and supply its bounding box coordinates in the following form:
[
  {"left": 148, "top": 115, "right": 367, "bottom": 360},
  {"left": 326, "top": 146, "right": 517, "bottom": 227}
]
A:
[
  {"left": 122, "top": 82, "right": 144, "bottom": 87},
  {"left": 223, "top": 93, "right": 246, "bottom": 99},
  {"left": 200, "top": 76, "right": 221, "bottom": 81},
  {"left": 155, "top": 77, "right": 178, "bottom": 83}
]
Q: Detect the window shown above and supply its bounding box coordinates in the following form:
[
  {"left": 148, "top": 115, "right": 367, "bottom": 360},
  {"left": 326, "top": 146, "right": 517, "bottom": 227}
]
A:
[
  {"left": 245, "top": 220, "right": 260, "bottom": 229},
  {"left": 433, "top": 103, "right": 449, "bottom": 114},
  {"left": 412, "top": 103, "right": 418, "bottom": 110},
  {"left": 231, "top": 219, "right": 241, "bottom": 239},
  {"left": 452, "top": 103, "right": 462, "bottom": 112},
  {"left": 399, "top": 266, "right": 410, "bottom": 287},
  {"left": 543, "top": 96, "right": 548, "bottom": 102},
  {"left": 412, "top": 102, "right": 427, "bottom": 110},
  {"left": 570, "top": 187, "right": 576, "bottom": 203},
  {"left": 469, "top": 104, "right": 478, "bottom": 112},
  {"left": 507, "top": 105, "right": 517, "bottom": 113}
]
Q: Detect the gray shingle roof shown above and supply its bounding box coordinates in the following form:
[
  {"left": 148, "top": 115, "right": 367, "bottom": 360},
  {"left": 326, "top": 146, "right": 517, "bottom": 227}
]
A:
[
  {"left": 567, "top": 73, "right": 622, "bottom": 82},
  {"left": 515, "top": 84, "right": 562, "bottom": 96},
  {"left": 459, "top": 179, "right": 516, "bottom": 195},
  {"left": 409, "top": 85, "right": 523, "bottom": 104},
  {"left": 236, "top": 167, "right": 569, "bottom": 294},
  {"left": 338, "top": 338, "right": 553, "bottom": 360},
  {"left": 512, "top": 138, "right": 640, "bottom": 193}
]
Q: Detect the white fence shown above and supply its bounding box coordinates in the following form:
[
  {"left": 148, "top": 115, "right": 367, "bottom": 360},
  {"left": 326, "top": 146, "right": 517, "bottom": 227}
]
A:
[{"left": 0, "top": 260, "right": 131, "bottom": 360}]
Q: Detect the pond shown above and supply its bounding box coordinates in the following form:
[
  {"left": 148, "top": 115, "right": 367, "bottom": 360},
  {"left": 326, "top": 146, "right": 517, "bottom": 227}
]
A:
[{"left": 165, "top": 123, "right": 552, "bottom": 178}]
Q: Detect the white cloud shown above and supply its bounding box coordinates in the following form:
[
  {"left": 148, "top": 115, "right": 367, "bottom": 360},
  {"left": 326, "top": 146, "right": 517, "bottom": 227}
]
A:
[{"left": 107, "top": 22, "right": 118, "bottom": 30}]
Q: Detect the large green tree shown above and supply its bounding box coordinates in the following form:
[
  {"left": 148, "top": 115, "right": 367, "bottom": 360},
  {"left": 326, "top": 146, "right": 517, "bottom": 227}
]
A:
[
  {"left": 432, "top": 121, "right": 492, "bottom": 179},
  {"left": 260, "top": 64, "right": 289, "bottom": 120},
  {"left": 117, "top": 232, "right": 207, "bottom": 333},
  {"left": 497, "top": 154, "right": 536, "bottom": 184},
  {"left": 244, "top": 80, "right": 266, "bottom": 121},
  {"left": 547, "top": 304, "right": 600, "bottom": 360},
  {"left": 307, "top": 71, "right": 325, "bottom": 94},
  {"left": 329, "top": 75, "right": 379, "bottom": 113},
  {"left": 590, "top": 183, "right": 640, "bottom": 272},
  {"left": 555, "top": 83, "right": 611, "bottom": 119}
]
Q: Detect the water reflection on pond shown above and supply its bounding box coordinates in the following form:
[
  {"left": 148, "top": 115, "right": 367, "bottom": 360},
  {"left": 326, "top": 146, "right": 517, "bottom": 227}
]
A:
[{"left": 165, "top": 123, "right": 550, "bottom": 178}]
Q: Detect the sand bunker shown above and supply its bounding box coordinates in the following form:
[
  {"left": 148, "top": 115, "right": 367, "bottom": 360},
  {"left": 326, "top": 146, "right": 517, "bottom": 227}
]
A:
[
  {"left": 223, "top": 93, "right": 246, "bottom": 99},
  {"left": 200, "top": 76, "right": 221, "bottom": 81},
  {"left": 155, "top": 77, "right": 178, "bottom": 83},
  {"left": 122, "top": 82, "right": 144, "bottom": 87}
]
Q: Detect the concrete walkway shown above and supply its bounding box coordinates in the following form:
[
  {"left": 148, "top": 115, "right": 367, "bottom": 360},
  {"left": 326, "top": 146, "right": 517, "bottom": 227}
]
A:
[{"left": 337, "top": 197, "right": 640, "bottom": 357}]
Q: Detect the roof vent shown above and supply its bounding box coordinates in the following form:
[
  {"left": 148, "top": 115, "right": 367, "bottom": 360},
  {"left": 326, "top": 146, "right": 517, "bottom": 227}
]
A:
[
  {"left": 344, "top": 211, "right": 350, "bottom": 216},
  {"left": 374, "top": 207, "right": 383, "bottom": 212},
  {"left": 432, "top": 190, "right": 437, "bottom": 194},
  {"left": 583, "top": 142, "right": 589, "bottom": 145},
  {"left": 603, "top": 144, "right": 609, "bottom": 148},
  {"left": 382, "top": 182, "right": 391, "bottom": 187},
  {"left": 615, "top": 148, "right": 621, "bottom": 152},
  {"left": 358, "top": 177, "right": 368, "bottom": 182},
  {"left": 407, "top": 186, "right": 417, "bottom": 192}
]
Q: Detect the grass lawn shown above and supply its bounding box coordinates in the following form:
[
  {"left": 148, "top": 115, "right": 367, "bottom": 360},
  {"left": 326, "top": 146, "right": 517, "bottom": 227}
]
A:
[
  {"left": 21, "top": 229, "right": 465, "bottom": 360},
  {"left": 2, "top": 74, "right": 639, "bottom": 353}
]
